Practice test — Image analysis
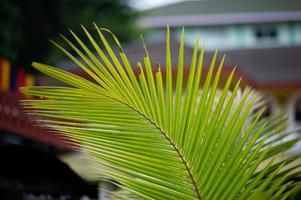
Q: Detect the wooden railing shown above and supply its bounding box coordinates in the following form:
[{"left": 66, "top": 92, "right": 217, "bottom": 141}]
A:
[{"left": 0, "top": 91, "right": 71, "bottom": 149}]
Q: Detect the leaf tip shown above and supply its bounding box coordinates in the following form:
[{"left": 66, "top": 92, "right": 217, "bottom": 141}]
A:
[{"left": 31, "top": 61, "right": 40, "bottom": 68}]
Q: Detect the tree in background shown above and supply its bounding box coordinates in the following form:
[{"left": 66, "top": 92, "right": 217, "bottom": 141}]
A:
[{"left": 0, "top": 0, "right": 137, "bottom": 71}]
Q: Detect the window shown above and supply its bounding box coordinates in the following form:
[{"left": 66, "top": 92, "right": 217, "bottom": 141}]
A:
[
  {"left": 252, "top": 93, "right": 277, "bottom": 120},
  {"left": 253, "top": 102, "right": 273, "bottom": 120},
  {"left": 254, "top": 26, "right": 278, "bottom": 42},
  {"left": 295, "top": 98, "right": 301, "bottom": 123}
]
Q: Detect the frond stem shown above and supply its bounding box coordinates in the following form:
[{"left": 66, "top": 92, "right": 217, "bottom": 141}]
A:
[{"left": 114, "top": 98, "right": 202, "bottom": 200}]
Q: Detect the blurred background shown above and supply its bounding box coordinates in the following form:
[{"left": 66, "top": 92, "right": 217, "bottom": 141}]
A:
[{"left": 1, "top": 0, "right": 301, "bottom": 199}]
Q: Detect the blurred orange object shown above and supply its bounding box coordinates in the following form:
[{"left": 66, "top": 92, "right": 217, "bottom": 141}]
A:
[{"left": 0, "top": 58, "right": 11, "bottom": 92}]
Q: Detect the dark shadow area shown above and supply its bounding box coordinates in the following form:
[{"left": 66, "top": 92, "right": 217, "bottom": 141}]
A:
[{"left": 0, "top": 145, "right": 98, "bottom": 200}]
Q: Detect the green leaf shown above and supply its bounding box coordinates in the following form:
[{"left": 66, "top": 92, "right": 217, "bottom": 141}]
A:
[{"left": 21, "top": 25, "right": 301, "bottom": 200}]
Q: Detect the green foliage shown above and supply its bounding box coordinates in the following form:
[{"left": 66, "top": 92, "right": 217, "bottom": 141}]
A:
[
  {"left": 0, "top": 0, "right": 137, "bottom": 71},
  {"left": 21, "top": 25, "right": 301, "bottom": 199}
]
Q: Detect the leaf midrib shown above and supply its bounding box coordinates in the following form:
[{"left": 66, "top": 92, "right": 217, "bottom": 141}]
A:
[{"left": 110, "top": 95, "right": 202, "bottom": 200}]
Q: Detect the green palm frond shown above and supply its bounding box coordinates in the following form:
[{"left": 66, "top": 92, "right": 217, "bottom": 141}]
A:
[{"left": 21, "top": 24, "right": 301, "bottom": 199}]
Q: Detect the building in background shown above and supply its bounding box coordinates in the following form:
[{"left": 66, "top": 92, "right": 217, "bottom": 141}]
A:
[
  {"left": 138, "top": 0, "right": 301, "bottom": 50},
  {"left": 136, "top": 0, "right": 301, "bottom": 136}
]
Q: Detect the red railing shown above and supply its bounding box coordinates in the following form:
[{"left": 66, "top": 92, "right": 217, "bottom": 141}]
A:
[{"left": 0, "top": 91, "right": 72, "bottom": 149}]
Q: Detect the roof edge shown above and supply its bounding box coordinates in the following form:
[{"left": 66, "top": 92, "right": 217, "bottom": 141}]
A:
[{"left": 138, "top": 11, "right": 301, "bottom": 28}]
